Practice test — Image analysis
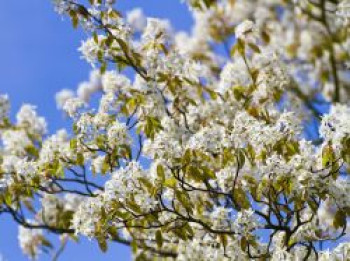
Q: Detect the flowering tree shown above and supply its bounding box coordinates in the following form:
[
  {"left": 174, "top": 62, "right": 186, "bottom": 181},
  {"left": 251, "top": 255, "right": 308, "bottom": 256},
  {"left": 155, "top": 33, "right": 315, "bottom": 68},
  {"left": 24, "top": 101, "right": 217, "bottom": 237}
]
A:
[{"left": 2, "top": 0, "right": 350, "bottom": 259}]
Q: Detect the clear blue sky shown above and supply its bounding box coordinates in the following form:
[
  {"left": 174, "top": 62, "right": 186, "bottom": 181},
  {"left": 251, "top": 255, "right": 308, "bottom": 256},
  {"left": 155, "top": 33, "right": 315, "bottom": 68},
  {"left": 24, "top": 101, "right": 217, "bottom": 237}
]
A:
[{"left": 0, "top": 1, "right": 191, "bottom": 260}]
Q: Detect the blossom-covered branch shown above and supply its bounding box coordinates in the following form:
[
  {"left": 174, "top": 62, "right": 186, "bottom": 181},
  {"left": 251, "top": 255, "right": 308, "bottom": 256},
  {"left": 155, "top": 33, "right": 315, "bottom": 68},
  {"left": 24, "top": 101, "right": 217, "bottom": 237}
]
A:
[{"left": 1, "top": 0, "right": 350, "bottom": 260}]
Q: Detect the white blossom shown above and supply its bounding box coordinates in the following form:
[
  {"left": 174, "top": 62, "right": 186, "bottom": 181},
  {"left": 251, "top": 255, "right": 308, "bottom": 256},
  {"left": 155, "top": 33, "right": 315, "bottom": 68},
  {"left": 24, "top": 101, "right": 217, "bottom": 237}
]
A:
[
  {"left": 77, "top": 82, "right": 95, "bottom": 102},
  {"left": 16, "top": 104, "right": 47, "bottom": 135},
  {"left": 126, "top": 8, "right": 146, "bottom": 32},
  {"left": 142, "top": 18, "right": 172, "bottom": 44},
  {"left": 320, "top": 104, "right": 350, "bottom": 149},
  {"left": 235, "top": 20, "right": 256, "bottom": 40},
  {"left": 102, "top": 71, "right": 131, "bottom": 93},
  {"left": 8, "top": 0, "right": 350, "bottom": 259},
  {"left": 55, "top": 89, "right": 75, "bottom": 109},
  {"left": 71, "top": 196, "right": 103, "bottom": 238},
  {"left": 1, "top": 130, "right": 32, "bottom": 155},
  {"left": 62, "top": 97, "right": 85, "bottom": 118},
  {"left": 18, "top": 225, "right": 43, "bottom": 260},
  {"left": 337, "top": 0, "right": 350, "bottom": 23},
  {"left": 78, "top": 36, "right": 105, "bottom": 66},
  {"left": 107, "top": 121, "right": 130, "bottom": 147}
]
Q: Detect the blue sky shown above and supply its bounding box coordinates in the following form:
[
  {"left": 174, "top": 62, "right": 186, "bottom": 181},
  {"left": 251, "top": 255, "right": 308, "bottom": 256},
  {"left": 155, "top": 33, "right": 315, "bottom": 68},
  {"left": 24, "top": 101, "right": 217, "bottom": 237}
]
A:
[{"left": 0, "top": 1, "right": 191, "bottom": 260}]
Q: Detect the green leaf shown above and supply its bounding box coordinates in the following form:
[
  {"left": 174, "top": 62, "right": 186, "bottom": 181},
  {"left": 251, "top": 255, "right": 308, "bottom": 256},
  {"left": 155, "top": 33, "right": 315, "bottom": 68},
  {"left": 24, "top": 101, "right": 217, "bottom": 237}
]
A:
[
  {"left": 182, "top": 149, "right": 192, "bottom": 165},
  {"left": 157, "top": 165, "right": 165, "bottom": 181},
  {"left": 233, "top": 86, "right": 246, "bottom": 101},
  {"left": 237, "top": 38, "right": 246, "bottom": 56},
  {"left": 155, "top": 230, "right": 163, "bottom": 248},
  {"left": 4, "top": 193, "right": 12, "bottom": 206},
  {"left": 70, "top": 138, "right": 77, "bottom": 150},
  {"left": 333, "top": 210, "right": 346, "bottom": 229},
  {"left": 220, "top": 235, "right": 228, "bottom": 248},
  {"left": 164, "top": 178, "right": 177, "bottom": 188},
  {"left": 322, "top": 145, "right": 335, "bottom": 167},
  {"left": 107, "top": 227, "right": 118, "bottom": 239},
  {"left": 236, "top": 149, "right": 246, "bottom": 170},
  {"left": 233, "top": 187, "right": 250, "bottom": 209},
  {"left": 100, "top": 62, "right": 107, "bottom": 74},
  {"left": 116, "top": 38, "right": 129, "bottom": 55},
  {"left": 69, "top": 10, "right": 79, "bottom": 29},
  {"left": 127, "top": 200, "right": 142, "bottom": 214},
  {"left": 93, "top": 32, "right": 99, "bottom": 43},
  {"left": 131, "top": 240, "right": 138, "bottom": 254},
  {"left": 206, "top": 88, "right": 218, "bottom": 100},
  {"left": 186, "top": 165, "right": 203, "bottom": 182},
  {"left": 175, "top": 190, "right": 192, "bottom": 212},
  {"left": 25, "top": 145, "right": 39, "bottom": 158},
  {"left": 240, "top": 236, "right": 248, "bottom": 251},
  {"left": 307, "top": 199, "right": 318, "bottom": 213},
  {"left": 41, "top": 238, "right": 53, "bottom": 249},
  {"left": 56, "top": 164, "right": 65, "bottom": 177},
  {"left": 248, "top": 43, "right": 261, "bottom": 53},
  {"left": 262, "top": 30, "right": 270, "bottom": 44},
  {"left": 97, "top": 237, "right": 108, "bottom": 252},
  {"left": 201, "top": 166, "right": 216, "bottom": 179},
  {"left": 77, "top": 153, "right": 84, "bottom": 166},
  {"left": 96, "top": 135, "right": 106, "bottom": 149},
  {"left": 144, "top": 116, "right": 162, "bottom": 139},
  {"left": 138, "top": 177, "right": 154, "bottom": 194},
  {"left": 101, "top": 159, "right": 110, "bottom": 175}
]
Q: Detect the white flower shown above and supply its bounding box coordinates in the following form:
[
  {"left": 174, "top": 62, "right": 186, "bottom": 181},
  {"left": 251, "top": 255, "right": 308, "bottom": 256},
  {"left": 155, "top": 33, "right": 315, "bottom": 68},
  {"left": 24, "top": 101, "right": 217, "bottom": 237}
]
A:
[
  {"left": 103, "top": 162, "right": 157, "bottom": 211},
  {"left": 235, "top": 20, "right": 255, "bottom": 40},
  {"left": 322, "top": 81, "right": 335, "bottom": 102},
  {"left": 187, "top": 125, "right": 229, "bottom": 153},
  {"left": 98, "top": 92, "right": 115, "bottom": 113},
  {"left": 16, "top": 104, "right": 47, "bottom": 135},
  {"left": 233, "top": 208, "right": 259, "bottom": 235},
  {"left": 216, "top": 165, "right": 237, "bottom": 193},
  {"left": 91, "top": 155, "right": 106, "bottom": 174},
  {"left": 53, "top": 0, "right": 72, "bottom": 15},
  {"left": 127, "top": 8, "right": 146, "bottom": 32},
  {"left": 337, "top": 1, "right": 350, "bottom": 22},
  {"left": 71, "top": 196, "right": 103, "bottom": 238},
  {"left": 39, "top": 194, "right": 62, "bottom": 225},
  {"left": 219, "top": 59, "right": 251, "bottom": 93},
  {"left": 252, "top": 50, "right": 290, "bottom": 103},
  {"left": 63, "top": 194, "right": 83, "bottom": 212},
  {"left": 142, "top": 18, "right": 172, "bottom": 44},
  {"left": 317, "top": 198, "right": 337, "bottom": 228},
  {"left": 107, "top": 121, "right": 130, "bottom": 147},
  {"left": 39, "top": 129, "right": 72, "bottom": 164},
  {"left": 132, "top": 74, "right": 148, "bottom": 92},
  {"left": 102, "top": 71, "right": 131, "bottom": 93},
  {"left": 1, "top": 155, "right": 20, "bottom": 173},
  {"left": 55, "top": 89, "right": 75, "bottom": 109},
  {"left": 0, "top": 173, "right": 12, "bottom": 191},
  {"left": 76, "top": 70, "right": 102, "bottom": 103},
  {"left": 63, "top": 97, "right": 85, "bottom": 118},
  {"left": 15, "top": 159, "right": 38, "bottom": 179},
  {"left": 18, "top": 225, "right": 43, "bottom": 259},
  {"left": 93, "top": 112, "right": 110, "bottom": 128},
  {"left": 77, "top": 82, "right": 95, "bottom": 102},
  {"left": 209, "top": 207, "right": 232, "bottom": 229},
  {"left": 89, "top": 70, "right": 102, "bottom": 91},
  {"left": 1, "top": 130, "right": 32, "bottom": 155},
  {"left": 332, "top": 243, "right": 350, "bottom": 259},
  {"left": 320, "top": 104, "right": 350, "bottom": 149},
  {"left": 78, "top": 36, "right": 104, "bottom": 66}
]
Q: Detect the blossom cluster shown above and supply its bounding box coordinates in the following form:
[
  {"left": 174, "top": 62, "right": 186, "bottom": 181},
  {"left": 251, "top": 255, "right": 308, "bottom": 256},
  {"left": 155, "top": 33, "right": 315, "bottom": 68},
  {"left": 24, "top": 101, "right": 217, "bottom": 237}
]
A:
[{"left": 3, "top": 0, "right": 350, "bottom": 260}]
